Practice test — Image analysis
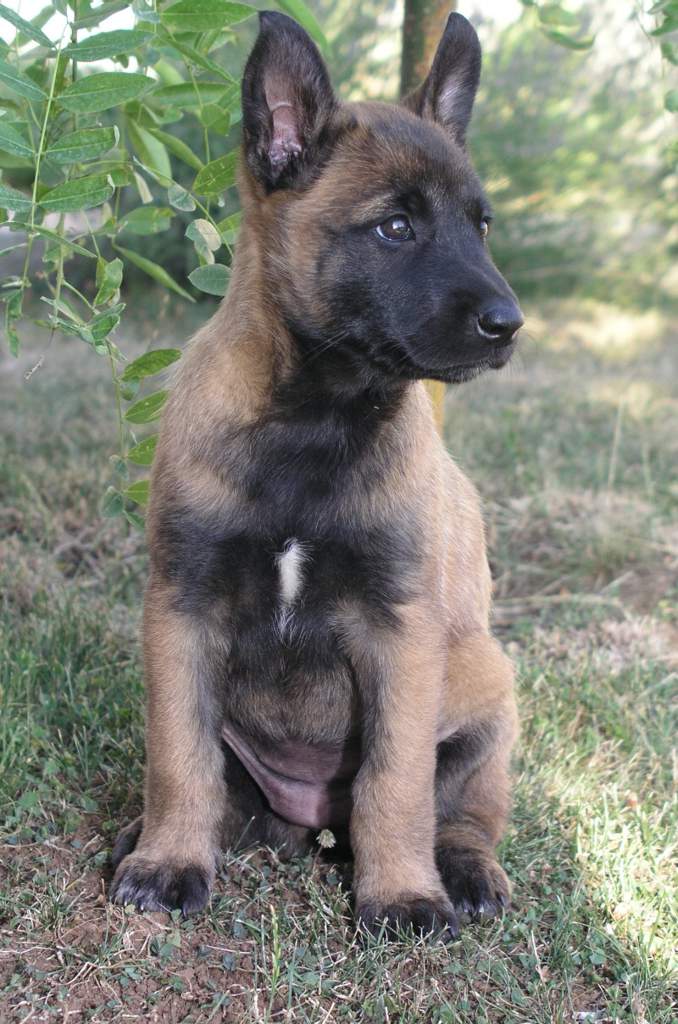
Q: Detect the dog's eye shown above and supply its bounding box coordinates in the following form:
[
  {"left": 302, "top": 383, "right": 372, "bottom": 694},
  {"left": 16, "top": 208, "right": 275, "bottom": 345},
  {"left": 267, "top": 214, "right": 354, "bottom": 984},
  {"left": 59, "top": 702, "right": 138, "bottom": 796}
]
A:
[
  {"left": 480, "top": 218, "right": 491, "bottom": 239},
  {"left": 376, "top": 215, "right": 414, "bottom": 242}
]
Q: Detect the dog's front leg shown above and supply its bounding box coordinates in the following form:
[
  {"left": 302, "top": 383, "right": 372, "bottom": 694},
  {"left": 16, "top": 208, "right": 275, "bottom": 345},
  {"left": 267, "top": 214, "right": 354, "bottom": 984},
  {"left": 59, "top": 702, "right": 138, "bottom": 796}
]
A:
[
  {"left": 343, "top": 603, "right": 460, "bottom": 940},
  {"left": 110, "top": 582, "right": 227, "bottom": 915}
]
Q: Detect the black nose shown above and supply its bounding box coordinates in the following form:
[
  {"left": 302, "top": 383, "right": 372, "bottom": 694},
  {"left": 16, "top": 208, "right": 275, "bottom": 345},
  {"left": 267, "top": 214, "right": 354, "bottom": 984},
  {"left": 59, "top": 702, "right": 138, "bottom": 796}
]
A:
[{"left": 477, "top": 300, "right": 524, "bottom": 343}]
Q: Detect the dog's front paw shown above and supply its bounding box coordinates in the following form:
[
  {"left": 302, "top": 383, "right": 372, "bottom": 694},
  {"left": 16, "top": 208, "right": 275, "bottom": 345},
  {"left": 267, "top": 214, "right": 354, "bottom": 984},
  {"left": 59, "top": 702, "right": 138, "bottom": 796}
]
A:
[
  {"left": 110, "top": 854, "right": 211, "bottom": 916},
  {"left": 357, "top": 895, "right": 460, "bottom": 942},
  {"left": 437, "top": 847, "right": 511, "bottom": 921}
]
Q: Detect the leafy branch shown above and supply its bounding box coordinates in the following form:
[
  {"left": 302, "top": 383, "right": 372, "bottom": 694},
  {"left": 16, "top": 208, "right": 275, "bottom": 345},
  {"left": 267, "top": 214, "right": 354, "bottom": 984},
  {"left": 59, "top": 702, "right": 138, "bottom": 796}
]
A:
[{"left": 0, "top": 0, "right": 324, "bottom": 526}]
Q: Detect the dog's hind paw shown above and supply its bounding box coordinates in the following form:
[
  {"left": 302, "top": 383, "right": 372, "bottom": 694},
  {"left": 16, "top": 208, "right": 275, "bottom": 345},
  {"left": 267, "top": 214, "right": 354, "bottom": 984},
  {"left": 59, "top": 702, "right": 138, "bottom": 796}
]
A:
[
  {"left": 437, "top": 847, "right": 511, "bottom": 921},
  {"left": 110, "top": 816, "right": 143, "bottom": 871}
]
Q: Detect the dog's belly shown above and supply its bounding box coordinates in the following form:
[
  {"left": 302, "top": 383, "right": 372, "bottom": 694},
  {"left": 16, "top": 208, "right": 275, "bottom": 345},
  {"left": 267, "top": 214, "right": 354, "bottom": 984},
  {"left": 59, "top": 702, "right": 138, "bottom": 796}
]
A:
[{"left": 222, "top": 719, "right": 361, "bottom": 829}]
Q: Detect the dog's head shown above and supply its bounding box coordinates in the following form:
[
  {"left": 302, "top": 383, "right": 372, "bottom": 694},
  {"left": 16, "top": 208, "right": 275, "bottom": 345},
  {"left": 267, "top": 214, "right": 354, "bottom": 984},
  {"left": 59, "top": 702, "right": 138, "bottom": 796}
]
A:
[{"left": 240, "top": 11, "right": 523, "bottom": 386}]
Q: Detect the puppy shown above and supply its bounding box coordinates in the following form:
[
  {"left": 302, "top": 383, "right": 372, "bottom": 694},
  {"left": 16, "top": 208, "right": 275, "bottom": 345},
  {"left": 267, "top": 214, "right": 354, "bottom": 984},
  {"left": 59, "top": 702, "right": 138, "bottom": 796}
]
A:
[{"left": 111, "top": 10, "right": 523, "bottom": 940}]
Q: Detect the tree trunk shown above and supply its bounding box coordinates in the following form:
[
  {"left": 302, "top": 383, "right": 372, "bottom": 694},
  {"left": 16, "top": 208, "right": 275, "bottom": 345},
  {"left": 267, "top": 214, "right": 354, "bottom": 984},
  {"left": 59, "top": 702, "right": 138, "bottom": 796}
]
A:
[{"left": 400, "top": 0, "right": 455, "bottom": 434}]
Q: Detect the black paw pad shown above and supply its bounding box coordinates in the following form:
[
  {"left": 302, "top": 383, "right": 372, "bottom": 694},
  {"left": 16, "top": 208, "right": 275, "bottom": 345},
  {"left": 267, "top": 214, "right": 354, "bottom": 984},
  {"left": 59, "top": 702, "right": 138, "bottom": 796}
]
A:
[
  {"left": 358, "top": 897, "right": 460, "bottom": 943},
  {"left": 437, "top": 847, "right": 510, "bottom": 921},
  {"left": 110, "top": 860, "right": 210, "bottom": 917}
]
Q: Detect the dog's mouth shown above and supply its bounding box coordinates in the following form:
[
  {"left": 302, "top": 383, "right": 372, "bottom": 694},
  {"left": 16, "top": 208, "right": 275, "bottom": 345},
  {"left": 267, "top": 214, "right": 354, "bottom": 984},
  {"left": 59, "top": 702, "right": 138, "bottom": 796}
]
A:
[{"left": 396, "top": 339, "right": 516, "bottom": 385}]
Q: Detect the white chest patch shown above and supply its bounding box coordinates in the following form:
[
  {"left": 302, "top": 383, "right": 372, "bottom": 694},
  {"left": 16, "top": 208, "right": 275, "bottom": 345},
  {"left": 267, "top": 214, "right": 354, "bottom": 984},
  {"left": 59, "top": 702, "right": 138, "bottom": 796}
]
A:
[{"left": 276, "top": 539, "right": 307, "bottom": 607}]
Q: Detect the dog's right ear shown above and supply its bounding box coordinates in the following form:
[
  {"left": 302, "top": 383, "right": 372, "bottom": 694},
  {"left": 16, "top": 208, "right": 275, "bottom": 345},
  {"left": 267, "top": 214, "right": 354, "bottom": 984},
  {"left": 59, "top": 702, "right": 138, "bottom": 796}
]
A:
[
  {"left": 241, "top": 11, "right": 337, "bottom": 191},
  {"left": 403, "top": 13, "right": 481, "bottom": 147}
]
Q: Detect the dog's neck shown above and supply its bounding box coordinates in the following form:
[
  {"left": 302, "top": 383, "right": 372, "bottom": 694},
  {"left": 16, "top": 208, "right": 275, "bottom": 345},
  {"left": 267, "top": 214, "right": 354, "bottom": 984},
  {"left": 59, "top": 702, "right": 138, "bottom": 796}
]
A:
[{"left": 222, "top": 202, "right": 409, "bottom": 427}]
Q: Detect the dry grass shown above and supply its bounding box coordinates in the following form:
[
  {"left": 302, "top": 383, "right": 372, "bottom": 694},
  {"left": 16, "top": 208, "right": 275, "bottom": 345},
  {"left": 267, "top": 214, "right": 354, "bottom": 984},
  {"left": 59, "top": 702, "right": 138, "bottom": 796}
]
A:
[{"left": 0, "top": 297, "right": 676, "bottom": 1022}]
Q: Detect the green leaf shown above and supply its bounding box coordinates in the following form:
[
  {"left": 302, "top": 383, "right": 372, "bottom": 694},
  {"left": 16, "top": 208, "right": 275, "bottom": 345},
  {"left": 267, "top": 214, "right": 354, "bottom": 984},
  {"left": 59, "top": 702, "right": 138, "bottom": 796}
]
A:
[
  {"left": 160, "top": 0, "right": 254, "bottom": 34},
  {"left": 95, "top": 257, "right": 123, "bottom": 304},
  {"left": 74, "top": 1, "right": 130, "bottom": 30},
  {"left": 4, "top": 289, "right": 22, "bottom": 356},
  {"left": 109, "top": 451, "right": 128, "bottom": 478},
  {"left": 17, "top": 789, "right": 40, "bottom": 811},
  {"left": 124, "top": 508, "right": 146, "bottom": 529},
  {"left": 168, "top": 183, "right": 196, "bottom": 211},
  {"left": 59, "top": 72, "right": 153, "bottom": 113},
  {"left": 0, "top": 152, "right": 33, "bottom": 170},
  {"left": 6, "top": 319, "right": 20, "bottom": 356},
  {"left": 90, "top": 309, "right": 121, "bottom": 342},
  {"left": 543, "top": 30, "right": 595, "bottom": 50},
  {"left": 153, "top": 58, "right": 184, "bottom": 87},
  {"left": 0, "top": 183, "right": 32, "bottom": 212},
  {"left": 538, "top": 5, "right": 579, "bottom": 28},
  {"left": 41, "top": 294, "right": 85, "bottom": 325},
  {"left": 119, "top": 379, "right": 140, "bottom": 401},
  {"left": 134, "top": 171, "right": 153, "bottom": 204},
  {"left": 0, "top": 59, "right": 47, "bottom": 101},
  {"left": 115, "top": 244, "right": 194, "bottom": 301},
  {"left": 277, "top": 0, "right": 329, "bottom": 53},
  {"left": 126, "top": 120, "right": 171, "bottom": 180},
  {"left": 124, "top": 479, "right": 151, "bottom": 506},
  {"left": 120, "top": 205, "right": 174, "bottom": 235},
  {"left": 0, "top": 123, "right": 32, "bottom": 159},
  {"left": 102, "top": 163, "right": 132, "bottom": 187},
  {"left": 186, "top": 218, "right": 221, "bottom": 251},
  {"left": 40, "top": 174, "right": 114, "bottom": 213},
  {"left": 156, "top": 32, "right": 235, "bottom": 83},
  {"left": 660, "top": 41, "right": 678, "bottom": 65},
  {"left": 216, "top": 210, "right": 241, "bottom": 246},
  {"left": 63, "top": 29, "right": 153, "bottom": 62},
  {"left": 665, "top": 89, "right": 678, "bottom": 112},
  {"left": 197, "top": 104, "right": 230, "bottom": 135},
  {"left": 189, "top": 263, "right": 230, "bottom": 296},
  {"left": 124, "top": 391, "right": 168, "bottom": 424},
  {"left": 193, "top": 151, "right": 237, "bottom": 195},
  {"left": 45, "top": 126, "right": 118, "bottom": 164},
  {"left": 0, "top": 4, "right": 52, "bottom": 49},
  {"left": 151, "top": 82, "right": 229, "bottom": 107},
  {"left": 17, "top": 3, "right": 53, "bottom": 42},
  {"left": 147, "top": 126, "right": 204, "bottom": 171},
  {"left": 650, "top": 14, "right": 678, "bottom": 35},
  {"left": 127, "top": 434, "right": 158, "bottom": 465},
  {"left": 28, "top": 224, "right": 96, "bottom": 258},
  {"left": 101, "top": 486, "right": 124, "bottom": 517},
  {"left": 121, "top": 349, "right": 181, "bottom": 383}
]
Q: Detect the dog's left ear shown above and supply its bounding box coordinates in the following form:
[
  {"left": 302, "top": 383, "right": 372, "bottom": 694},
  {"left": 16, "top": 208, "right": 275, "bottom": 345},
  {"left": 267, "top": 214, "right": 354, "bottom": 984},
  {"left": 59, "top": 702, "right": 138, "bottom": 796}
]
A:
[
  {"left": 404, "top": 13, "right": 481, "bottom": 146},
  {"left": 241, "top": 11, "right": 337, "bottom": 190}
]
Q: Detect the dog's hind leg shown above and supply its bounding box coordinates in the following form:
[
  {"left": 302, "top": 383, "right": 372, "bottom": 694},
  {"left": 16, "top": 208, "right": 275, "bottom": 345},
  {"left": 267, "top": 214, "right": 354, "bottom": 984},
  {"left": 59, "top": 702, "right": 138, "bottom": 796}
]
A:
[
  {"left": 435, "top": 633, "right": 518, "bottom": 920},
  {"left": 219, "top": 742, "right": 315, "bottom": 859}
]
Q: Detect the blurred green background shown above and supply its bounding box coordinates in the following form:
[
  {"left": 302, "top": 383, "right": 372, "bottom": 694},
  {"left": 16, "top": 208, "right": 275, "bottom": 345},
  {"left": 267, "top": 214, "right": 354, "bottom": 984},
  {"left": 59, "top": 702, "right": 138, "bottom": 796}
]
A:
[
  {"left": 72, "top": 0, "right": 678, "bottom": 309},
  {"left": 5, "top": 0, "right": 672, "bottom": 308},
  {"left": 149, "top": 0, "right": 671, "bottom": 313}
]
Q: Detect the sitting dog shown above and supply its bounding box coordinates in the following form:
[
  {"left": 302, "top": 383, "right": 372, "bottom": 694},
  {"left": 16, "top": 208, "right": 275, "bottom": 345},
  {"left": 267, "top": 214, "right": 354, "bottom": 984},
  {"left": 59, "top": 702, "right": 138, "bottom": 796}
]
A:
[{"left": 111, "top": 10, "right": 523, "bottom": 940}]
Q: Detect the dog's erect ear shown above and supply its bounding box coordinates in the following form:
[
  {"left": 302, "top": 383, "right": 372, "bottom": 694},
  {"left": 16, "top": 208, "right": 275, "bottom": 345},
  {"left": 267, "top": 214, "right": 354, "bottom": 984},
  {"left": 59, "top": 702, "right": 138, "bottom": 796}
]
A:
[
  {"left": 404, "top": 13, "right": 481, "bottom": 146},
  {"left": 241, "top": 11, "right": 337, "bottom": 190}
]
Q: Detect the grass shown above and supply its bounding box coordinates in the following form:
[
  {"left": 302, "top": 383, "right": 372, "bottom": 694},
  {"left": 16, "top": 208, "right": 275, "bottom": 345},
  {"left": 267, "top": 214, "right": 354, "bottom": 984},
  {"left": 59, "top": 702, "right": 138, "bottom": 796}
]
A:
[{"left": 0, "top": 297, "right": 676, "bottom": 1023}]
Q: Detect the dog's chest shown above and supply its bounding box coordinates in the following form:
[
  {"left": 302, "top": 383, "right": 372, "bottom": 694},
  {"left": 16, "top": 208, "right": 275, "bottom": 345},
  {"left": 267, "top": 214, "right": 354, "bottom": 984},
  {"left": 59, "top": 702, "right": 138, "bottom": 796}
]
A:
[
  {"left": 158, "top": 501, "right": 418, "bottom": 726},
  {"left": 219, "top": 523, "right": 410, "bottom": 680}
]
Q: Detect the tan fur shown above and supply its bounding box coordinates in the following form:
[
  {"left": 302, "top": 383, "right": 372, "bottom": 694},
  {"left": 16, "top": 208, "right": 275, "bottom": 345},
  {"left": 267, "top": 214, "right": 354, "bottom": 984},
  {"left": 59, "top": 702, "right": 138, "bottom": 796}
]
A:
[
  {"left": 122, "top": 586, "right": 228, "bottom": 881},
  {"left": 112, "top": 97, "right": 518, "bottom": 931}
]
